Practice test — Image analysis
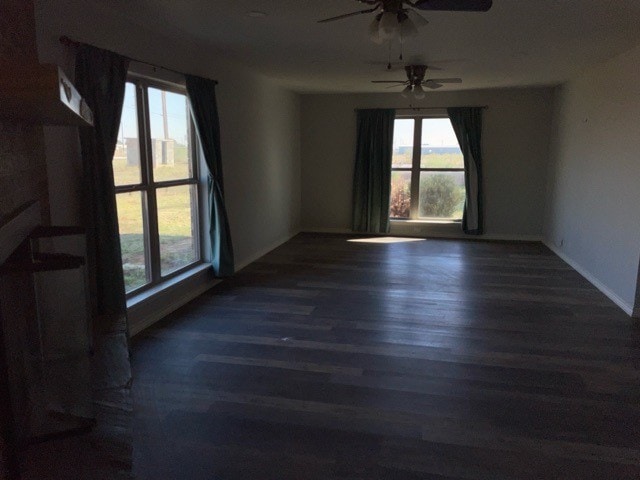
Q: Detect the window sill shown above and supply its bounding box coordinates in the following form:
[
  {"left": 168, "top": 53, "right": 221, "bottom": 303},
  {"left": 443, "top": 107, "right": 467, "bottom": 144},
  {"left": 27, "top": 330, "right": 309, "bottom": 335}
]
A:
[
  {"left": 390, "top": 219, "right": 462, "bottom": 225},
  {"left": 126, "top": 262, "right": 213, "bottom": 309},
  {"left": 389, "top": 219, "right": 466, "bottom": 239}
]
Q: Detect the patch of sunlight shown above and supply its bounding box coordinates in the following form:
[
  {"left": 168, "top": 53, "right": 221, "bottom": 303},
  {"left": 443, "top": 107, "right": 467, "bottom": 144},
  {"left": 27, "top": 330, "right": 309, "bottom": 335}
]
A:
[{"left": 348, "top": 237, "right": 426, "bottom": 244}]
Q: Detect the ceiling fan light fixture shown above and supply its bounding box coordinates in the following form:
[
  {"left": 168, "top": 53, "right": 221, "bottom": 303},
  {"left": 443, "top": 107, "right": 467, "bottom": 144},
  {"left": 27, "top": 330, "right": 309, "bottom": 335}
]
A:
[
  {"left": 368, "top": 17, "right": 384, "bottom": 44},
  {"left": 400, "top": 85, "right": 413, "bottom": 98},
  {"left": 378, "top": 12, "right": 399, "bottom": 40},
  {"left": 413, "top": 83, "right": 426, "bottom": 99},
  {"left": 399, "top": 17, "right": 418, "bottom": 39},
  {"left": 406, "top": 9, "right": 429, "bottom": 27}
]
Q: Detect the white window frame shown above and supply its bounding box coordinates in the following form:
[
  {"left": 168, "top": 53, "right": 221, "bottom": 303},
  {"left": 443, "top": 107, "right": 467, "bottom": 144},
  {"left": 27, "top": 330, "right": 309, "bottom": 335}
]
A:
[
  {"left": 391, "top": 113, "right": 465, "bottom": 222},
  {"left": 115, "top": 75, "right": 204, "bottom": 297}
]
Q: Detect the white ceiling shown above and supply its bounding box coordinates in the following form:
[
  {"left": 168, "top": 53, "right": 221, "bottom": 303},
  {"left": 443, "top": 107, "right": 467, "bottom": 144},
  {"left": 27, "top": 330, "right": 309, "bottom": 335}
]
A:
[{"left": 83, "top": 1, "right": 640, "bottom": 93}]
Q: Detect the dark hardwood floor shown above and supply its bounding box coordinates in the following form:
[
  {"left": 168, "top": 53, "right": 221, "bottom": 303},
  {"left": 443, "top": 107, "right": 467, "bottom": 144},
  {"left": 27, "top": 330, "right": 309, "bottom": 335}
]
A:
[{"left": 132, "top": 233, "right": 640, "bottom": 479}]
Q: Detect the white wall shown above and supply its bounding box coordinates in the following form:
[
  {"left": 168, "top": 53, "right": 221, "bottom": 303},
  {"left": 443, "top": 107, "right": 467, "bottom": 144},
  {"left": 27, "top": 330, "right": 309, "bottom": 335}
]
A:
[
  {"left": 300, "top": 88, "right": 554, "bottom": 239},
  {"left": 34, "top": 0, "right": 301, "bottom": 272},
  {"left": 544, "top": 44, "right": 640, "bottom": 315},
  {"left": 635, "top": 263, "right": 640, "bottom": 317},
  {"left": 221, "top": 76, "right": 301, "bottom": 268}
]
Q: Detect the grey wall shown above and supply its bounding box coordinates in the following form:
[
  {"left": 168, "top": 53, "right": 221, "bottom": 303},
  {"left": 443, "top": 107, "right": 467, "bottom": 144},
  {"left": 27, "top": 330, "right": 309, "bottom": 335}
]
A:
[
  {"left": 544, "top": 43, "right": 640, "bottom": 315},
  {"left": 300, "top": 88, "right": 554, "bottom": 239},
  {"left": 34, "top": 0, "right": 302, "bottom": 271}
]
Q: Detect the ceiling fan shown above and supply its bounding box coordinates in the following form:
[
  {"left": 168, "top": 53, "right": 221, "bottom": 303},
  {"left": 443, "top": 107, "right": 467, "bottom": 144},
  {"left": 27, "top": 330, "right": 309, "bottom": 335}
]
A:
[
  {"left": 319, "top": 0, "right": 493, "bottom": 43},
  {"left": 372, "top": 65, "right": 462, "bottom": 98}
]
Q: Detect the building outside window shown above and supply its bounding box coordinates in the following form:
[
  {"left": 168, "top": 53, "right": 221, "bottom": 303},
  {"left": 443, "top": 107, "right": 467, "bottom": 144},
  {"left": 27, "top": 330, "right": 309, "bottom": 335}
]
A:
[
  {"left": 112, "top": 78, "right": 201, "bottom": 294},
  {"left": 390, "top": 116, "right": 466, "bottom": 222}
]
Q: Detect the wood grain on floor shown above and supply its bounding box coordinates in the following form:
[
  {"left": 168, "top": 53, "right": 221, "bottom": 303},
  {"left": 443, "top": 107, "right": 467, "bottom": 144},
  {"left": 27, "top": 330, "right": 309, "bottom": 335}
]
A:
[{"left": 132, "top": 233, "right": 640, "bottom": 480}]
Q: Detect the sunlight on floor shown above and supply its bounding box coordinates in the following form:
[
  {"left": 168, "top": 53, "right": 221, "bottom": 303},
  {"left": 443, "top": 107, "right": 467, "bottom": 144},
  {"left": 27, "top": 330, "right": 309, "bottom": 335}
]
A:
[{"left": 348, "top": 237, "right": 426, "bottom": 244}]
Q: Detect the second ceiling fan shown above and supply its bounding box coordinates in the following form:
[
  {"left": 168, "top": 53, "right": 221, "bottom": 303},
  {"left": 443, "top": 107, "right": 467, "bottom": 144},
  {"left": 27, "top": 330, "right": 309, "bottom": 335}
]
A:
[{"left": 372, "top": 65, "right": 462, "bottom": 98}]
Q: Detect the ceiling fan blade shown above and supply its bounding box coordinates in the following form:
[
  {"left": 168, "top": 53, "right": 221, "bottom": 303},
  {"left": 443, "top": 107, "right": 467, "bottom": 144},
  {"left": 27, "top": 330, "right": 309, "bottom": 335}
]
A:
[
  {"left": 424, "top": 81, "right": 443, "bottom": 90},
  {"left": 371, "top": 80, "right": 408, "bottom": 84},
  {"left": 412, "top": 0, "right": 492, "bottom": 12},
  {"left": 318, "top": 6, "right": 380, "bottom": 23},
  {"left": 424, "top": 78, "right": 462, "bottom": 83},
  {"left": 406, "top": 9, "right": 429, "bottom": 27}
]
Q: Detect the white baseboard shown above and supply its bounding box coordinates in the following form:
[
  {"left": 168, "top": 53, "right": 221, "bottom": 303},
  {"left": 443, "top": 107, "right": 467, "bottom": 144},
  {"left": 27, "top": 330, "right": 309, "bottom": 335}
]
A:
[
  {"left": 396, "top": 232, "right": 544, "bottom": 242},
  {"left": 128, "top": 231, "right": 636, "bottom": 335},
  {"left": 300, "top": 227, "right": 352, "bottom": 234},
  {"left": 544, "top": 241, "right": 634, "bottom": 317},
  {"left": 480, "top": 234, "right": 543, "bottom": 242},
  {"left": 129, "top": 277, "right": 219, "bottom": 336},
  {"left": 302, "top": 227, "right": 542, "bottom": 243},
  {"left": 129, "top": 230, "right": 301, "bottom": 336},
  {"left": 235, "top": 229, "right": 301, "bottom": 271}
]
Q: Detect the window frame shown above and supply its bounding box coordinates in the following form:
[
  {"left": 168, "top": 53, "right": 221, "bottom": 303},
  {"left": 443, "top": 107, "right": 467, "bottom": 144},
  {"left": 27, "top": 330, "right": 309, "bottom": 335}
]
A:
[
  {"left": 391, "top": 113, "right": 465, "bottom": 222},
  {"left": 115, "top": 75, "right": 203, "bottom": 297}
]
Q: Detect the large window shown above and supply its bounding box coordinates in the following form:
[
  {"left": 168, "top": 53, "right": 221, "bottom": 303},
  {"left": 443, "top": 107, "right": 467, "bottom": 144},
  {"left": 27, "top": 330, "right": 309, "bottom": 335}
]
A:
[
  {"left": 112, "top": 79, "right": 201, "bottom": 294},
  {"left": 390, "top": 116, "right": 466, "bottom": 221}
]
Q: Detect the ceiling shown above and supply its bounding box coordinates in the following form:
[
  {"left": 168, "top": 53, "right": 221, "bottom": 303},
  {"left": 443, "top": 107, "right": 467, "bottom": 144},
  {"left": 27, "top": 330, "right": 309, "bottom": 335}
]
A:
[{"left": 73, "top": 1, "right": 640, "bottom": 93}]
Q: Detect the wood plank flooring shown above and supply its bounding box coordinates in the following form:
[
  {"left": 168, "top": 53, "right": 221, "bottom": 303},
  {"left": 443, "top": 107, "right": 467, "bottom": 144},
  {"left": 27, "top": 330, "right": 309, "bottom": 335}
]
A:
[{"left": 132, "top": 233, "right": 640, "bottom": 479}]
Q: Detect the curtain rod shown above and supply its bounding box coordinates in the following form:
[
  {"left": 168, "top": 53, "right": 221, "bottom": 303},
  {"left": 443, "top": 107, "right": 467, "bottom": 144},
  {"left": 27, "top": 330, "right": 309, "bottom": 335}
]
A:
[
  {"left": 355, "top": 106, "right": 488, "bottom": 111},
  {"left": 59, "top": 36, "right": 218, "bottom": 85}
]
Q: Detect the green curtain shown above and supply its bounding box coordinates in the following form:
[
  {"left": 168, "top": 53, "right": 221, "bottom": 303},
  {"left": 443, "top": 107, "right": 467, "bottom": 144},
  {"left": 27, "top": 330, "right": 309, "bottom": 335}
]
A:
[
  {"left": 75, "top": 44, "right": 131, "bottom": 389},
  {"left": 76, "top": 44, "right": 129, "bottom": 318},
  {"left": 75, "top": 45, "right": 132, "bottom": 473},
  {"left": 447, "top": 107, "right": 484, "bottom": 235},
  {"left": 352, "top": 109, "right": 396, "bottom": 233},
  {"left": 185, "top": 75, "right": 235, "bottom": 277}
]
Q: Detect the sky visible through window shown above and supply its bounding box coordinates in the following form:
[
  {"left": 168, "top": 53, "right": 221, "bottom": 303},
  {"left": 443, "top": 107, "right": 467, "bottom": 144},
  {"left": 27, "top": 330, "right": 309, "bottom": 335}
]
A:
[
  {"left": 393, "top": 118, "right": 459, "bottom": 149},
  {"left": 118, "top": 83, "right": 189, "bottom": 145}
]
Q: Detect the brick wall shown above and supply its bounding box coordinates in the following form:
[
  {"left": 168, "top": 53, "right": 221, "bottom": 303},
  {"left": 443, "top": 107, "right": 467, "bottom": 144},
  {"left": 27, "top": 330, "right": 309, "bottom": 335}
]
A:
[
  {"left": 0, "top": 0, "right": 49, "bottom": 227},
  {"left": 0, "top": 1, "right": 49, "bottom": 477}
]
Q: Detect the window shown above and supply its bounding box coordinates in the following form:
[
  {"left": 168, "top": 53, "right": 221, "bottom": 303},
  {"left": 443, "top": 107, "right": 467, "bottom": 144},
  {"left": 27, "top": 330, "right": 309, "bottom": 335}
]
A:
[
  {"left": 112, "top": 79, "right": 201, "bottom": 294},
  {"left": 390, "top": 116, "right": 466, "bottom": 221}
]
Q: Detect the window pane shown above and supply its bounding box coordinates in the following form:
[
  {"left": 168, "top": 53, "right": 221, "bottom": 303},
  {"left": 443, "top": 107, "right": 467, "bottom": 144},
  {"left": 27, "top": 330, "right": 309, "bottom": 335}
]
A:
[
  {"left": 157, "top": 185, "right": 198, "bottom": 276},
  {"left": 418, "top": 172, "right": 466, "bottom": 220},
  {"left": 392, "top": 119, "right": 414, "bottom": 167},
  {"left": 113, "top": 83, "right": 141, "bottom": 186},
  {"left": 390, "top": 171, "right": 411, "bottom": 219},
  {"left": 116, "top": 192, "right": 148, "bottom": 292},
  {"left": 148, "top": 88, "right": 192, "bottom": 182},
  {"left": 420, "top": 118, "right": 464, "bottom": 168}
]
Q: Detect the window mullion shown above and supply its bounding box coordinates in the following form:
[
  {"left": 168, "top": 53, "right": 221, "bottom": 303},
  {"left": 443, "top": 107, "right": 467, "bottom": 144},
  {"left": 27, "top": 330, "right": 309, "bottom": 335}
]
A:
[
  {"left": 138, "top": 83, "right": 162, "bottom": 284},
  {"left": 130, "top": 82, "right": 152, "bottom": 288},
  {"left": 409, "top": 117, "right": 422, "bottom": 219},
  {"left": 152, "top": 178, "right": 197, "bottom": 189},
  {"left": 136, "top": 82, "right": 150, "bottom": 190}
]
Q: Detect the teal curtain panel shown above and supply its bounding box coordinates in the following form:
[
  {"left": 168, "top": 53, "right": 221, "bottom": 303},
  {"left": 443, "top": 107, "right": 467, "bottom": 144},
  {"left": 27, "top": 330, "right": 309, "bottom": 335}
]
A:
[
  {"left": 185, "top": 75, "right": 235, "bottom": 277},
  {"left": 447, "top": 107, "right": 484, "bottom": 235},
  {"left": 352, "top": 108, "right": 396, "bottom": 233}
]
